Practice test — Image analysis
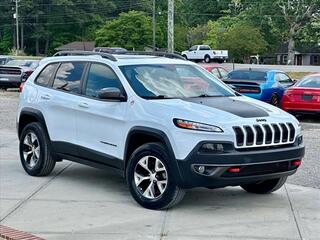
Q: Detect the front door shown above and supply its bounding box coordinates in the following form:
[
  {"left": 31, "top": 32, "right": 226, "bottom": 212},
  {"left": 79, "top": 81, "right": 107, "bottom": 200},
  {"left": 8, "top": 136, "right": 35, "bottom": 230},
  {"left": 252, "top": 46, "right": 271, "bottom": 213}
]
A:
[{"left": 75, "top": 63, "right": 128, "bottom": 166}]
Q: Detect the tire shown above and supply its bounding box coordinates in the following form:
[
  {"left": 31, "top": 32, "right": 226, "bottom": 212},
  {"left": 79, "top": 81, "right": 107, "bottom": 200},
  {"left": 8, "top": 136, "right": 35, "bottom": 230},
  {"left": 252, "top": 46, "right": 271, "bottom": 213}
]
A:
[
  {"left": 241, "top": 177, "right": 287, "bottom": 194},
  {"left": 19, "top": 122, "right": 56, "bottom": 176},
  {"left": 270, "top": 94, "right": 280, "bottom": 107},
  {"left": 126, "top": 142, "right": 185, "bottom": 210},
  {"left": 204, "top": 55, "right": 211, "bottom": 63}
]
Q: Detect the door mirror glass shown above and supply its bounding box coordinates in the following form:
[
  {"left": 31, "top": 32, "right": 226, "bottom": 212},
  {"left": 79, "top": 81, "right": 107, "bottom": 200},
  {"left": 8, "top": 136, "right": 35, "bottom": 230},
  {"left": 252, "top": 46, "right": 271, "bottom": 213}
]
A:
[{"left": 97, "top": 87, "right": 126, "bottom": 101}]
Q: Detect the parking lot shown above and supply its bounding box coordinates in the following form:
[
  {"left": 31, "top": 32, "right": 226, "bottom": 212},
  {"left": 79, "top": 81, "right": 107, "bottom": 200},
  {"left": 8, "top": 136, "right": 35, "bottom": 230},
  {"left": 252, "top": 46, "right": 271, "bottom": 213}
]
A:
[{"left": 0, "top": 89, "right": 319, "bottom": 239}]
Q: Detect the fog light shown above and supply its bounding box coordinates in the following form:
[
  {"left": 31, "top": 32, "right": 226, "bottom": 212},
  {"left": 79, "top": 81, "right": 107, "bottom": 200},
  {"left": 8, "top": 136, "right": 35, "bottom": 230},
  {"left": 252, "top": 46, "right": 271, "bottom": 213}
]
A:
[
  {"left": 298, "top": 136, "right": 303, "bottom": 145},
  {"left": 195, "top": 165, "right": 205, "bottom": 174}
]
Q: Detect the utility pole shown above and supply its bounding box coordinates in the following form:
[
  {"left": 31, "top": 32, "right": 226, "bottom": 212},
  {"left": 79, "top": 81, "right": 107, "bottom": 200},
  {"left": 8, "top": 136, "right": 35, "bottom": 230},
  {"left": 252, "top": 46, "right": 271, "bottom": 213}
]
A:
[
  {"left": 14, "top": 0, "right": 20, "bottom": 55},
  {"left": 152, "top": 0, "right": 156, "bottom": 51},
  {"left": 167, "top": 0, "right": 174, "bottom": 53}
]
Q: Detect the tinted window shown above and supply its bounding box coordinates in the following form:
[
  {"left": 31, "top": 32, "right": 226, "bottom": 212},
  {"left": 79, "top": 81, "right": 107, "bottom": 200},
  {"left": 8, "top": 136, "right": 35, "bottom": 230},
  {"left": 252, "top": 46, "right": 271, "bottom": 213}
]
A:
[
  {"left": 35, "top": 63, "right": 58, "bottom": 87},
  {"left": 85, "top": 63, "right": 123, "bottom": 98},
  {"left": 53, "top": 62, "right": 85, "bottom": 93},
  {"left": 189, "top": 46, "right": 197, "bottom": 51},
  {"left": 199, "top": 45, "right": 210, "bottom": 50},
  {"left": 120, "top": 64, "right": 234, "bottom": 98},
  {"left": 297, "top": 76, "right": 320, "bottom": 88},
  {"left": 228, "top": 70, "right": 267, "bottom": 81}
]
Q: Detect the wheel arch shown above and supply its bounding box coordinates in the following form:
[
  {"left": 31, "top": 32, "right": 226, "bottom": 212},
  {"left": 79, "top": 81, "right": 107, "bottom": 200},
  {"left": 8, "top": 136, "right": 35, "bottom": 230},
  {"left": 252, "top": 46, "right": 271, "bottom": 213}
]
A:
[
  {"left": 18, "top": 107, "right": 49, "bottom": 140},
  {"left": 124, "top": 126, "right": 183, "bottom": 185}
]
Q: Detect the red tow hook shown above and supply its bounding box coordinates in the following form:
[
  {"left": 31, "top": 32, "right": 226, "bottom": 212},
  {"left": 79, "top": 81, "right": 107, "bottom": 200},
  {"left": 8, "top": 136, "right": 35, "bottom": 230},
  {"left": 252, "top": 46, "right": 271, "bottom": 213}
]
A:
[
  {"left": 291, "top": 160, "right": 302, "bottom": 167},
  {"left": 227, "top": 167, "right": 241, "bottom": 173}
]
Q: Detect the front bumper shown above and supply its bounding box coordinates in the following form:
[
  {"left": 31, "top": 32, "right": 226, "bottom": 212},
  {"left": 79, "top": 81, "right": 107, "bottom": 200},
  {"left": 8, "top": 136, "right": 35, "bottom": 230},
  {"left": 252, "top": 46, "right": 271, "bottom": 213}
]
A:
[{"left": 175, "top": 141, "right": 305, "bottom": 188}]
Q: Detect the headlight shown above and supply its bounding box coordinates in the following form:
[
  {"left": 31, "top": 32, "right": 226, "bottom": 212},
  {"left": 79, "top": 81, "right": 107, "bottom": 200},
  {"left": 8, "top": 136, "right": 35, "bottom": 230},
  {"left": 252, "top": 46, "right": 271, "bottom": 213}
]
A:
[{"left": 173, "top": 119, "right": 223, "bottom": 132}]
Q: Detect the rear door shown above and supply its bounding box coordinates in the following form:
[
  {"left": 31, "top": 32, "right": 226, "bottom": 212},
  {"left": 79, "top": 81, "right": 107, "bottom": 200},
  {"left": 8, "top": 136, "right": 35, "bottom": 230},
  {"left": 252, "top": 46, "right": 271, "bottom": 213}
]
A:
[
  {"left": 38, "top": 61, "right": 87, "bottom": 154},
  {"left": 75, "top": 62, "right": 128, "bottom": 165}
]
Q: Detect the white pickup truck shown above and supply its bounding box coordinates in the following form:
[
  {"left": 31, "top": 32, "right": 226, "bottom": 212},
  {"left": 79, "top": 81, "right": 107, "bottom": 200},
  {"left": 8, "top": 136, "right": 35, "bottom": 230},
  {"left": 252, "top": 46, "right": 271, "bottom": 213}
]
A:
[{"left": 181, "top": 45, "right": 228, "bottom": 63}]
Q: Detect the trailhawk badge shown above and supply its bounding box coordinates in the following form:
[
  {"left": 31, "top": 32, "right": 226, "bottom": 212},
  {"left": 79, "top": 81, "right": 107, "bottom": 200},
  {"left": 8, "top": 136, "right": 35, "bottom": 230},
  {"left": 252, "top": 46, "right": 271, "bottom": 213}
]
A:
[{"left": 256, "top": 118, "right": 267, "bottom": 122}]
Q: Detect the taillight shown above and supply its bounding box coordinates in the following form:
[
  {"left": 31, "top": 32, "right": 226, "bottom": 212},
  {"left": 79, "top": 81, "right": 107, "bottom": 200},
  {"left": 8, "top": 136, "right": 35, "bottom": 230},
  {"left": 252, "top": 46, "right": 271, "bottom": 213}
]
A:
[
  {"left": 22, "top": 70, "right": 33, "bottom": 81},
  {"left": 19, "top": 82, "right": 25, "bottom": 92}
]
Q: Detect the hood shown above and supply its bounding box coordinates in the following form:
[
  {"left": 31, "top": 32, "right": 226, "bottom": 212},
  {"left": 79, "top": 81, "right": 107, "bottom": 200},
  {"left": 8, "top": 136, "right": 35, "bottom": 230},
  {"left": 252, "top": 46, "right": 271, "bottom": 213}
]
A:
[{"left": 143, "top": 96, "right": 294, "bottom": 126}]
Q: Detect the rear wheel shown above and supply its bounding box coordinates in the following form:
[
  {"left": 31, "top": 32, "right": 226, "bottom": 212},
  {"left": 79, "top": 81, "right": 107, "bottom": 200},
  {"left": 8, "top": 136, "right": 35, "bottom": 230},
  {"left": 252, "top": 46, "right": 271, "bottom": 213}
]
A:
[
  {"left": 126, "top": 143, "right": 185, "bottom": 210},
  {"left": 19, "top": 122, "right": 56, "bottom": 176},
  {"left": 241, "top": 177, "right": 287, "bottom": 194},
  {"left": 204, "top": 55, "right": 211, "bottom": 63},
  {"left": 270, "top": 94, "right": 280, "bottom": 107}
]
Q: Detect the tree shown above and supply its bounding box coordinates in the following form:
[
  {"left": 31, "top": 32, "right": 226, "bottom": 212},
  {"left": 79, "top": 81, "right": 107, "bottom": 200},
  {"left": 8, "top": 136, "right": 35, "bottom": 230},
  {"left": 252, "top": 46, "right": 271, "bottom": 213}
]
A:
[
  {"left": 277, "top": 0, "right": 320, "bottom": 64},
  {"left": 217, "top": 23, "right": 268, "bottom": 63},
  {"left": 205, "top": 16, "right": 240, "bottom": 48},
  {"left": 95, "top": 11, "right": 152, "bottom": 50}
]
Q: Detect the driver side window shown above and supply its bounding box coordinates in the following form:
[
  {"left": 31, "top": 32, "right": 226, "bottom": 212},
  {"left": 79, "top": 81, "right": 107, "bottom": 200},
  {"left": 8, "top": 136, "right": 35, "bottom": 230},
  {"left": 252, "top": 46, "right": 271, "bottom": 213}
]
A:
[{"left": 85, "top": 63, "right": 124, "bottom": 98}]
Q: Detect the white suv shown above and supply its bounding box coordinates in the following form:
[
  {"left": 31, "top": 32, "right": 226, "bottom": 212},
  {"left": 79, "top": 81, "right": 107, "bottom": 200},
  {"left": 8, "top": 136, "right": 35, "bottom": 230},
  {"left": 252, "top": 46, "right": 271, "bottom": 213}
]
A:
[{"left": 17, "top": 51, "right": 305, "bottom": 209}]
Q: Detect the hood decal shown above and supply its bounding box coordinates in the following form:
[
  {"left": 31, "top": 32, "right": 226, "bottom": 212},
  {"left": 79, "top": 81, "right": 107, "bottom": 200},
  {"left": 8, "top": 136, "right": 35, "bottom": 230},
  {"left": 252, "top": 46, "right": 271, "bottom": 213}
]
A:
[{"left": 184, "top": 97, "right": 269, "bottom": 118}]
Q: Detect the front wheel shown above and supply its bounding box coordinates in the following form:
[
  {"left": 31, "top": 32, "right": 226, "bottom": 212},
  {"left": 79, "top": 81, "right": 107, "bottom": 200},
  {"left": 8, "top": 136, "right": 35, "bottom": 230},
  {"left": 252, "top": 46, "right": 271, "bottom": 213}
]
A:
[
  {"left": 126, "top": 143, "right": 185, "bottom": 210},
  {"left": 241, "top": 177, "right": 287, "bottom": 194}
]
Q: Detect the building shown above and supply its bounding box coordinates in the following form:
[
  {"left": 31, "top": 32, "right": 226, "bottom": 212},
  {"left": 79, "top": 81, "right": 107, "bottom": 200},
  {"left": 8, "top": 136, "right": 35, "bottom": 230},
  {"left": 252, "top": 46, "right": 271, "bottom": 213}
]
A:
[
  {"left": 276, "top": 44, "right": 320, "bottom": 66},
  {"left": 55, "top": 41, "right": 95, "bottom": 52}
]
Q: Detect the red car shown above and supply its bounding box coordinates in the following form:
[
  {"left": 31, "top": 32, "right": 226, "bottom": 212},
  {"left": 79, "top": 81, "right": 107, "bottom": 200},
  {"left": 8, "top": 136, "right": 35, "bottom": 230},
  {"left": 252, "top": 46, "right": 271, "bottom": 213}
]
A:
[
  {"left": 199, "top": 64, "right": 229, "bottom": 79},
  {"left": 282, "top": 73, "right": 320, "bottom": 115}
]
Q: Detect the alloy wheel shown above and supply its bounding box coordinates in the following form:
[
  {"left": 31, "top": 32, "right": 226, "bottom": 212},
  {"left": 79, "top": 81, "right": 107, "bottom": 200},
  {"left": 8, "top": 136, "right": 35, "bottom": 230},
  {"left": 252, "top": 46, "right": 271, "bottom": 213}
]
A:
[
  {"left": 134, "top": 156, "right": 168, "bottom": 199},
  {"left": 22, "top": 132, "right": 40, "bottom": 168}
]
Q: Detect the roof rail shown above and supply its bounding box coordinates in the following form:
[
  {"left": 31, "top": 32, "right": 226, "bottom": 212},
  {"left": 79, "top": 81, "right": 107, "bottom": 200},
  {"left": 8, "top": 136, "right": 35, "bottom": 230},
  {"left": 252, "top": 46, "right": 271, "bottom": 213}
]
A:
[
  {"left": 53, "top": 51, "right": 117, "bottom": 62},
  {"left": 117, "top": 51, "right": 186, "bottom": 60}
]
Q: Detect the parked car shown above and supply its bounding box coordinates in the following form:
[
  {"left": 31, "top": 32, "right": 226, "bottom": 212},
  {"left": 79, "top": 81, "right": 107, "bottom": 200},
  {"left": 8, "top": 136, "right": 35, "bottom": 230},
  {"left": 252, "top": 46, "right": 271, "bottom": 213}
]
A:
[
  {"left": 225, "top": 68, "right": 295, "bottom": 106},
  {"left": 0, "top": 59, "right": 39, "bottom": 90},
  {"left": 93, "top": 47, "right": 128, "bottom": 54},
  {"left": 181, "top": 45, "right": 228, "bottom": 63},
  {"left": 200, "top": 64, "right": 229, "bottom": 79},
  {"left": 282, "top": 73, "right": 320, "bottom": 115},
  {"left": 0, "top": 55, "right": 15, "bottom": 66},
  {"left": 17, "top": 51, "right": 304, "bottom": 209}
]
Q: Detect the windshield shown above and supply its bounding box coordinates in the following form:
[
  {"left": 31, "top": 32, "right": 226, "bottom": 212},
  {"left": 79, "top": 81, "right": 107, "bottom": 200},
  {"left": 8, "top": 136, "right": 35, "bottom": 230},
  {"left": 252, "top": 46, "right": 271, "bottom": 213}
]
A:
[
  {"left": 6, "top": 60, "right": 39, "bottom": 69},
  {"left": 296, "top": 76, "right": 320, "bottom": 88},
  {"left": 228, "top": 70, "right": 267, "bottom": 81},
  {"left": 120, "top": 64, "right": 235, "bottom": 99}
]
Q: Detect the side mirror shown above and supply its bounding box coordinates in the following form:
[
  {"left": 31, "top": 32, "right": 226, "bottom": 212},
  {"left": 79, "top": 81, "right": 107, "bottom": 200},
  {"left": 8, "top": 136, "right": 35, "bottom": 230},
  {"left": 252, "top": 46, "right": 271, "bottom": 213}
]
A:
[{"left": 97, "top": 87, "right": 126, "bottom": 101}]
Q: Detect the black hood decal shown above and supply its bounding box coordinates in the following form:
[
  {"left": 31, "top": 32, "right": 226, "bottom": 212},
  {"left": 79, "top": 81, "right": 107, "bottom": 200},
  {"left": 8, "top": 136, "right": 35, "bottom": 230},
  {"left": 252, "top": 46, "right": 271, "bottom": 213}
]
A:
[{"left": 184, "top": 97, "right": 269, "bottom": 118}]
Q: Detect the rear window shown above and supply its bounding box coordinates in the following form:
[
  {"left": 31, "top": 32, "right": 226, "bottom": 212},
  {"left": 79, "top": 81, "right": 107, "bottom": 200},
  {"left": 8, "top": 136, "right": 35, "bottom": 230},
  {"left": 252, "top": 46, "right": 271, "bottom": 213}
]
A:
[
  {"left": 35, "top": 63, "right": 58, "bottom": 87},
  {"left": 297, "top": 76, "right": 320, "bottom": 88},
  {"left": 228, "top": 70, "right": 267, "bottom": 81}
]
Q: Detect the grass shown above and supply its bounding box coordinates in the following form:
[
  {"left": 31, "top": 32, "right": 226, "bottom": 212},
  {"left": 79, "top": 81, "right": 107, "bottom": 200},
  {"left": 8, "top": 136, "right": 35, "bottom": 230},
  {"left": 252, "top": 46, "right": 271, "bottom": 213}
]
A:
[{"left": 287, "top": 72, "right": 311, "bottom": 80}]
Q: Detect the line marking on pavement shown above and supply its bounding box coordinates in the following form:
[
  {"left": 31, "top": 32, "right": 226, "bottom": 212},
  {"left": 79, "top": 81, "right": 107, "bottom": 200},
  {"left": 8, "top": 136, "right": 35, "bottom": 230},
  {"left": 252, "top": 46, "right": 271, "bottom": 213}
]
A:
[
  {"left": 159, "top": 209, "right": 169, "bottom": 240},
  {"left": 284, "top": 184, "right": 303, "bottom": 240},
  {"left": 0, "top": 163, "right": 72, "bottom": 222},
  {"left": 0, "top": 225, "right": 44, "bottom": 240}
]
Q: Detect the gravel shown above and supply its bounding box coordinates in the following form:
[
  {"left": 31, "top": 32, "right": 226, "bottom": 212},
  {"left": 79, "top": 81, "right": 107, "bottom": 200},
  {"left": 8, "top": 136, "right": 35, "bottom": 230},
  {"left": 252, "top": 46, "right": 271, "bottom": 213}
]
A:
[{"left": 0, "top": 89, "right": 319, "bottom": 189}]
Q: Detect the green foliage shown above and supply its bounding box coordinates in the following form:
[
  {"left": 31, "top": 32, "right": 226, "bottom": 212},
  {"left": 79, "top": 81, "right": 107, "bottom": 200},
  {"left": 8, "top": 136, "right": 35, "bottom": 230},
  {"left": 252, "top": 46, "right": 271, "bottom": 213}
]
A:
[
  {"left": 0, "top": 27, "right": 12, "bottom": 54},
  {"left": 95, "top": 11, "right": 152, "bottom": 50},
  {"left": 205, "top": 16, "right": 240, "bottom": 48},
  {"left": 217, "top": 23, "right": 268, "bottom": 62}
]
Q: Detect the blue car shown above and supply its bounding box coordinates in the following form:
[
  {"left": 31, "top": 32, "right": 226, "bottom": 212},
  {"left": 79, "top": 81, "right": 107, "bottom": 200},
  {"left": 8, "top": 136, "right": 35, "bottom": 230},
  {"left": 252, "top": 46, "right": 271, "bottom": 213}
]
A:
[{"left": 225, "top": 68, "right": 296, "bottom": 106}]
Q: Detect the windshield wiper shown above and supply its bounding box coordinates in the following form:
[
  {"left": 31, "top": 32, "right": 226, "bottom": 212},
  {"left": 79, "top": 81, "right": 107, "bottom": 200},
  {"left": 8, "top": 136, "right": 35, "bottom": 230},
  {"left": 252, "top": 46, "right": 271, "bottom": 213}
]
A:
[
  {"left": 141, "top": 95, "right": 173, "bottom": 99},
  {"left": 194, "top": 94, "right": 224, "bottom": 98}
]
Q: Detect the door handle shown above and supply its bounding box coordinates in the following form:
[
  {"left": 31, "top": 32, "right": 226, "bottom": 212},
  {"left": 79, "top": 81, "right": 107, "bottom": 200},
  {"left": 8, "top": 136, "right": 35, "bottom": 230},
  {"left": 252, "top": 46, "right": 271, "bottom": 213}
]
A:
[
  {"left": 78, "top": 102, "right": 89, "bottom": 108},
  {"left": 40, "top": 94, "right": 51, "bottom": 100}
]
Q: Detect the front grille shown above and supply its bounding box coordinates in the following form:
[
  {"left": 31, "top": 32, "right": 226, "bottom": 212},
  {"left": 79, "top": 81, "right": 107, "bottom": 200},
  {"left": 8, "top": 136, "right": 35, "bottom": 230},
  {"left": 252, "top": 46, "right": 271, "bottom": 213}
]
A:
[{"left": 233, "top": 123, "right": 296, "bottom": 149}]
